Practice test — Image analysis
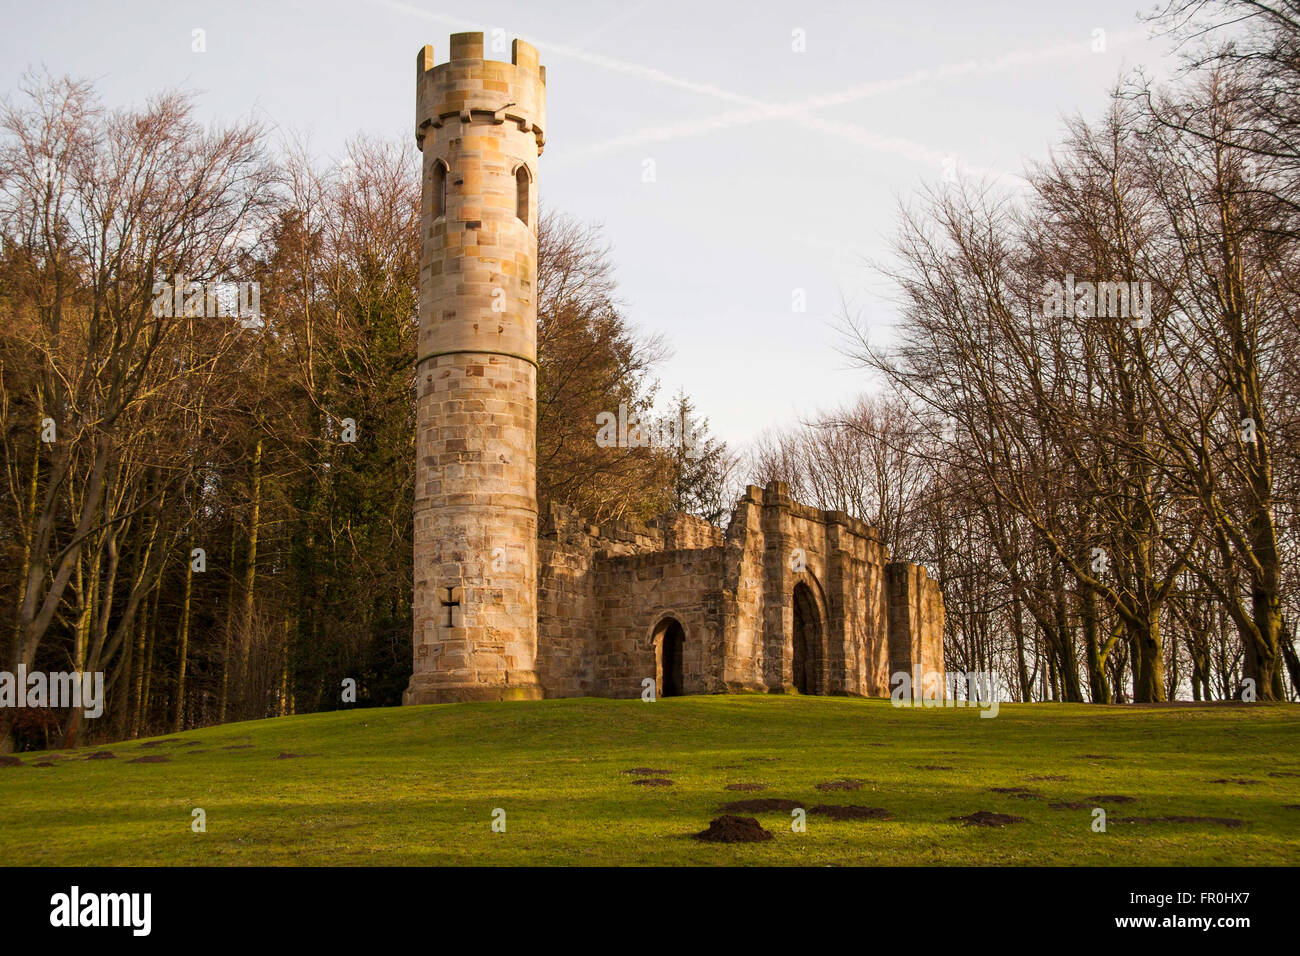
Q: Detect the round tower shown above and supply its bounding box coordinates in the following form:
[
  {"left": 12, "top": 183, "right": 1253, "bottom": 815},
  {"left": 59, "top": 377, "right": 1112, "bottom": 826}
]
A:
[{"left": 405, "top": 32, "right": 546, "bottom": 704}]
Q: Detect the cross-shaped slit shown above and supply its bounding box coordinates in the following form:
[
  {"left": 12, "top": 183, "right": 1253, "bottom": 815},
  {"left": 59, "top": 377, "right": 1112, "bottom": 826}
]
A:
[{"left": 439, "top": 585, "right": 463, "bottom": 628}]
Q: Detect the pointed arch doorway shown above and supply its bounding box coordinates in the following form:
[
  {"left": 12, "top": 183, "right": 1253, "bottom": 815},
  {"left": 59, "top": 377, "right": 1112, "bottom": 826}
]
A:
[
  {"left": 792, "top": 581, "right": 823, "bottom": 694},
  {"left": 653, "top": 617, "right": 685, "bottom": 698}
]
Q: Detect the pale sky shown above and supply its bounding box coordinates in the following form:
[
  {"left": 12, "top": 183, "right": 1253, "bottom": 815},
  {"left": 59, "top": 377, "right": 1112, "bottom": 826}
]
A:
[{"left": 1, "top": 0, "right": 1181, "bottom": 450}]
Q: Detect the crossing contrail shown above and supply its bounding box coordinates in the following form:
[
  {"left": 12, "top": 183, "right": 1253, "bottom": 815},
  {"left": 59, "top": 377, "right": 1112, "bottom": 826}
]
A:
[{"left": 370, "top": 0, "right": 1149, "bottom": 182}]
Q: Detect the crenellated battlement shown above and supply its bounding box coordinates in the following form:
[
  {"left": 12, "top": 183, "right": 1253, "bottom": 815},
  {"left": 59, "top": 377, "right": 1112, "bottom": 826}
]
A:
[{"left": 415, "top": 33, "right": 546, "bottom": 152}]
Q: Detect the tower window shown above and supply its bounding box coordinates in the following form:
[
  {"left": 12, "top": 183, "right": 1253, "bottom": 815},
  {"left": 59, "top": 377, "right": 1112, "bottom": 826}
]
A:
[
  {"left": 515, "top": 165, "right": 530, "bottom": 224},
  {"left": 432, "top": 160, "right": 448, "bottom": 218}
]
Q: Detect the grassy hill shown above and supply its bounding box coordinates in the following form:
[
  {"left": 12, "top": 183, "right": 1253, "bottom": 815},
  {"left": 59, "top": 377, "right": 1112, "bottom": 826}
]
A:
[{"left": 1, "top": 695, "right": 1297, "bottom": 865}]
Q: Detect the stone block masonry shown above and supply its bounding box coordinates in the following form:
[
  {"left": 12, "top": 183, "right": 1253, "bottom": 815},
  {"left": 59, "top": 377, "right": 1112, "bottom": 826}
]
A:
[
  {"left": 406, "top": 33, "right": 546, "bottom": 704},
  {"left": 406, "top": 34, "right": 944, "bottom": 705}
]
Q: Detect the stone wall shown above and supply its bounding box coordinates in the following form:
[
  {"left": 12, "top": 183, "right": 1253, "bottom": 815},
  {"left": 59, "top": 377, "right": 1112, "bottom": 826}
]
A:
[
  {"left": 535, "top": 504, "right": 724, "bottom": 697},
  {"left": 719, "top": 481, "right": 892, "bottom": 697},
  {"left": 534, "top": 481, "right": 944, "bottom": 701},
  {"left": 406, "top": 32, "right": 944, "bottom": 707},
  {"left": 886, "top": 562, "right": 945, "bottom": 696}
]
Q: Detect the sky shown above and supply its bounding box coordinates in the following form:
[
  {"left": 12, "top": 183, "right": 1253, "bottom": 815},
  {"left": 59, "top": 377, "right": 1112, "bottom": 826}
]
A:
[{"left": 0, "top": 0, "right": 1184, "bottom": 450}]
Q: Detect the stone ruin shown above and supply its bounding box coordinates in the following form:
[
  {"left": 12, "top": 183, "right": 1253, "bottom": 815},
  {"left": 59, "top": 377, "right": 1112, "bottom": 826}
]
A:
[{"left": 404, "top": 32, "right": 943, "bottom": 705}]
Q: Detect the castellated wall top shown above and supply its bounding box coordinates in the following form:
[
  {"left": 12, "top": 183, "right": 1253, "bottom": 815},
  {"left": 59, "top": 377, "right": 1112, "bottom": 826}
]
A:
[
  {"left": 415, "top": 33, "right": 547, "bottom": 152},
  {"left": 737, "top": 481, "right": 885, "bottom": 549}
]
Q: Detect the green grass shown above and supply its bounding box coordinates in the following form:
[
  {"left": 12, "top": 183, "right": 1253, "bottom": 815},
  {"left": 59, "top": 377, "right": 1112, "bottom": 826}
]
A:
[{"left": 1, "top": 696, "right": 1298, "bottom": 865}]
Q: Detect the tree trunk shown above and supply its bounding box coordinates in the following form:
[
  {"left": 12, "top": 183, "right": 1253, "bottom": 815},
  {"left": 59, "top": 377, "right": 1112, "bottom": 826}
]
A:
[
  {"left": 1245, "top": 586, "right": 1285, "bottom": 700},
  {"left": 219, "top": 532, "right": 238, "bottom": 721},
  {"left": 1131, "top": 613, "right": 1167, "bottom": 703},
  {"left": 238, "top": 436, "right": 264, "bottom": 719},
  {"left": 1052, "top": 568, "right": 1083, "bottom": 703},
  {"left": 1280, "top": 619, "right": 1300, "bottom": 701},
  {"left": 1011, "top": 591, "right": 1032, "bottom": 702},
  {"left": 140, "top": 583, "right": 161, "bottom": 733},
  {"left": 174, "top": 538, "right": 194, "bottom": 732},
  {"left": 1081, "top": 583, "right": 1112, "bottom": 703}
]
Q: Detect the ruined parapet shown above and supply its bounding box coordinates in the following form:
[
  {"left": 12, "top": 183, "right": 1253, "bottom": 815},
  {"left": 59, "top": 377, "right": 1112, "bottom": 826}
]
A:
[
  {"left": 885, "top": 562, "right": 946, "bottom": 698},
  {"left": 650, "top": 512, "right": 725, "bottom": 551},
  {"left": 406, "top": 33, "right": 547, "bottom": 704},
  {"left": 711, "top": 482, "right": 882, "bottom": 695},
  {"left": 540, "top": 502, "right": 666, "bottom": 555}
]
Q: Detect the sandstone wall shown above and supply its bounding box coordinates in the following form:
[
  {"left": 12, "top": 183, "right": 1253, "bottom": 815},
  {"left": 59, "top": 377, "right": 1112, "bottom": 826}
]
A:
[
  {"left": 720, "top": 482, "right": 892, "bottom": 696},
  {"left": 535, "top": 504, "right": 724, "bottom": 697},
  {"left": 885, "top": 562, "right": 946, "bottom": 697},
  {"left": 408, "top": 34, "right": 548, "bottom": 704},
  {"left": 534, "top": 481, "right": 941, "bottom": 701}
]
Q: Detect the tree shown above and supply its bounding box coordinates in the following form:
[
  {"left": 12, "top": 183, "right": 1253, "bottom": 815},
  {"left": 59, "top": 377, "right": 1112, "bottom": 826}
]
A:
[{"left": 0, "top": 72, "right": 276, "bottom": 749}]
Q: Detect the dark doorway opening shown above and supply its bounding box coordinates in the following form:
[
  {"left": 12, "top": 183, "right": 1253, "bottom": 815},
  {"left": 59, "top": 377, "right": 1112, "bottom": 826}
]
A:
[
  {"left": 792, "top": 582, "right": 821, "bottom": 694},
  {"left": 654, "top": 618, "right": 685, "bottom": 697}
]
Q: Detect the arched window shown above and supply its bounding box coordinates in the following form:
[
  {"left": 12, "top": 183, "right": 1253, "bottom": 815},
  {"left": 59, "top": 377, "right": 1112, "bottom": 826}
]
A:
[
  {"left": 431, "top": 160, "right": 448, "bottom": 218},
  {"left": 515, "top": 165, "right": 530, "bottom": 223}
]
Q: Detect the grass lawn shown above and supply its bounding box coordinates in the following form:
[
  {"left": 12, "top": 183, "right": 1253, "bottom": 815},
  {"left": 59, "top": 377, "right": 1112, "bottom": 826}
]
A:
[{"left": 1, "top": 695, "right": 1297, "bottom": 865}]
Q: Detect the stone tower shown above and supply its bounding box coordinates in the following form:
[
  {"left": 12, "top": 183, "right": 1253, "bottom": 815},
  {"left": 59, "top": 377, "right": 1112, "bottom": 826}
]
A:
[{"left": 405, "top": 33, "right": 547, "bottom": 704}]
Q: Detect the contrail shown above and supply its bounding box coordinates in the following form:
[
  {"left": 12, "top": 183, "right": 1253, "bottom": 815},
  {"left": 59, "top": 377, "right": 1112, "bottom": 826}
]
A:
[
  {"left": 556, "top": 26, "right": 1151, "bottom": 166},
  {"left": 567, "top": 0, "right": 656, "bottom": 49},
  {"left": 370, "top": 0, "right": 1148, "bottom": 183}
]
